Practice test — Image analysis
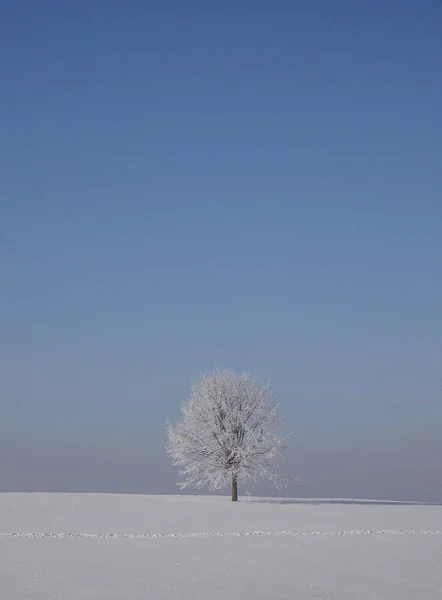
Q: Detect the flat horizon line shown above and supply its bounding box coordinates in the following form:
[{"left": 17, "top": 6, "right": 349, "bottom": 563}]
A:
[{"left": 0, "top": 491, "right": 439, "bottom": 506}]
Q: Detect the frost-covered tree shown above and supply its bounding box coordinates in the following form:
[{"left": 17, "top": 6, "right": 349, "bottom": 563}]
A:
[{"left": 167, "top": 369, "right": 287, "bottom": 501}]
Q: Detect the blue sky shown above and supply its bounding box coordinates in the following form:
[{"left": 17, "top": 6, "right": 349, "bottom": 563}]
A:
[{"left": 1, "top": 1, "right": 441, "bottom": 501}]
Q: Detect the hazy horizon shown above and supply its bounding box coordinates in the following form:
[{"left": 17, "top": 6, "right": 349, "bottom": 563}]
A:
[{"left": 1, "top": 1, "right": 441, "bottom": 503}]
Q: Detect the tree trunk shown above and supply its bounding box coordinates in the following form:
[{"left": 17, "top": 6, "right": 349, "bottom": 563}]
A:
[{"left": 231, "top": 474, "right": 238, "bottom": 502}]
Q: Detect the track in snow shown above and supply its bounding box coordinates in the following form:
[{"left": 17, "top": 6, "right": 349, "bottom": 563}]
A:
[{"left": 1, "top": 529, "right": 441, "bottom": 540}]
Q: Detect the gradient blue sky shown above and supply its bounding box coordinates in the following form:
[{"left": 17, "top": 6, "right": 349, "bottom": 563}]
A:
[{"left": 1, "top": 1, "right": 441, "bottom": 501}]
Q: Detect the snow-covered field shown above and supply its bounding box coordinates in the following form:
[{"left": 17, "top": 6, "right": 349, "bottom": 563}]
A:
[{"left": 1, "top": 493, "right": 441, "bottom": 599}]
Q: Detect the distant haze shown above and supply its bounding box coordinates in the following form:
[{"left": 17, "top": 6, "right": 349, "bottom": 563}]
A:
[{"left": 1, "top": 1, "right": 441, "bottom": 502}]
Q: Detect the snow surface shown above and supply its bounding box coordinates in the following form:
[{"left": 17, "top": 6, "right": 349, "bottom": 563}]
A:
[{"left": 1, "top": 493, "right": 441, "bottom": 599}]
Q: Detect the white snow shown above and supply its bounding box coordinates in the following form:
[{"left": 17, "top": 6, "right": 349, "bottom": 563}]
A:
[{"left": 1, "top": 493, "right": 441, "bottom": 599}]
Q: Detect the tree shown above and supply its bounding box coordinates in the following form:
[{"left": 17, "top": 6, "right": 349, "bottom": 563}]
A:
[{"left": 167, "top": 368, "right": 287, "bottom": 501}]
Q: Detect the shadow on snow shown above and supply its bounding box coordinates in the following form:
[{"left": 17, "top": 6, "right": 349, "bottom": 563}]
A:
[{"left": 239, "top": 497, "right": 440, "bottom": 506}]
